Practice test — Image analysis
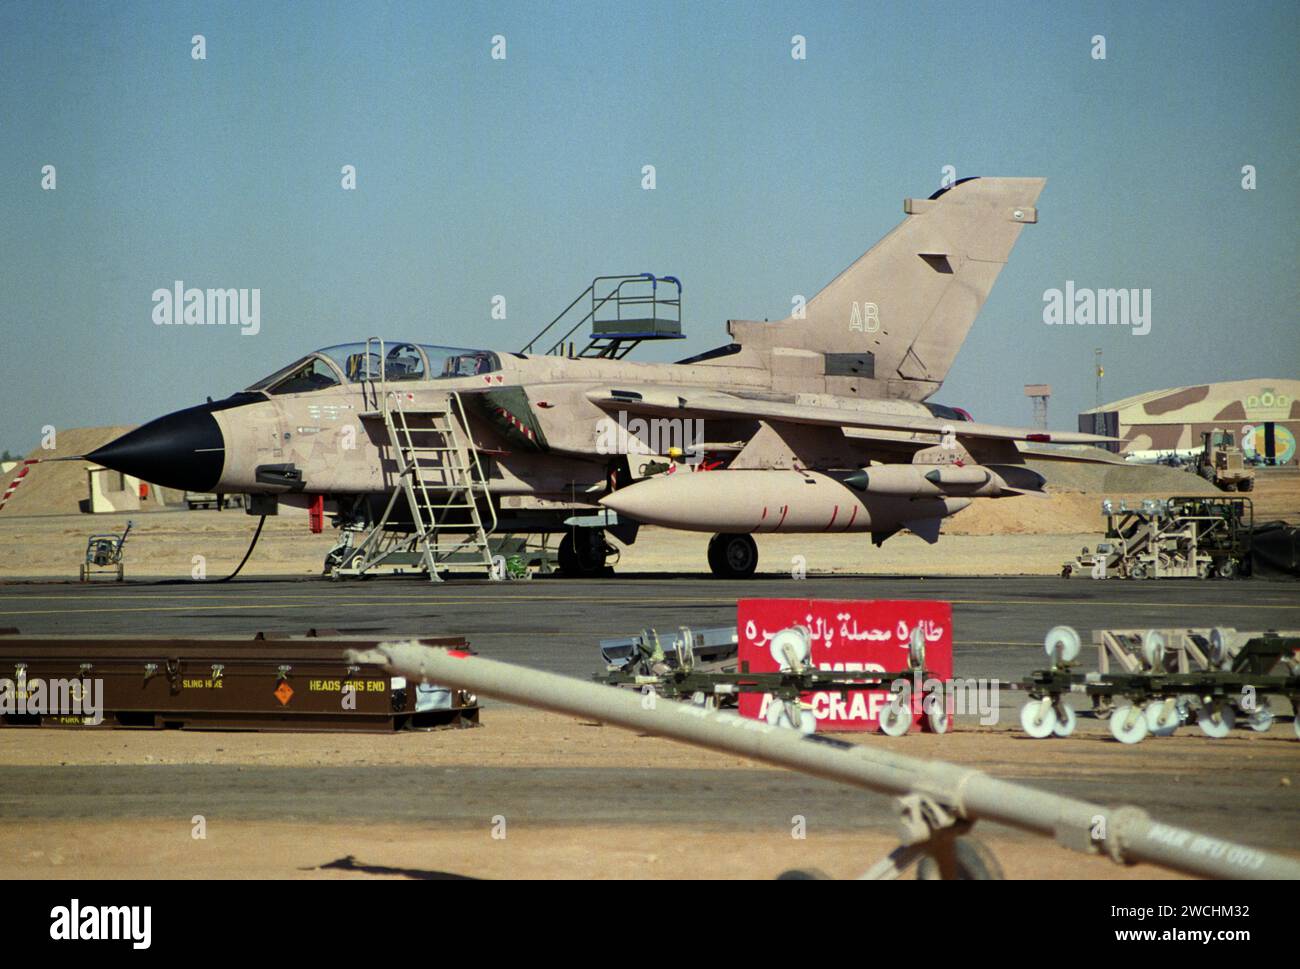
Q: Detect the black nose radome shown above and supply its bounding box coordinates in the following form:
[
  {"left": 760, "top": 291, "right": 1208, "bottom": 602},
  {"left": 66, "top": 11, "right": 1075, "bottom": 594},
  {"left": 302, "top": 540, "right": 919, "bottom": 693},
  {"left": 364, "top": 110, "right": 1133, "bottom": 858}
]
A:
[{"left": 89, "top": 405, "right": 225, "bottom": 492}]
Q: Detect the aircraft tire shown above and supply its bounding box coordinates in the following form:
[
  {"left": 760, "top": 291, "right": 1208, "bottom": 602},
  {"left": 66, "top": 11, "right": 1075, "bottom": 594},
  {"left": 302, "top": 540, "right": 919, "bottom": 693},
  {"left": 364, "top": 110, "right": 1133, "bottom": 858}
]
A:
[
  {"left": 557, "top": 527, "right": 608, "bottom": 577},
  {"left": 707, "top": 533, "right": 758, "bottom": 578}
]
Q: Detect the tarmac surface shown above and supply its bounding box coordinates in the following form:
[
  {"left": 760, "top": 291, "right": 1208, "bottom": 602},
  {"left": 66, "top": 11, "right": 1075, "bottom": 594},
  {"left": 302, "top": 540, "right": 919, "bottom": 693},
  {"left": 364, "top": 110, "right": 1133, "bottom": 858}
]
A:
[
  {"left": 2, "top": 574, "right": 1297, "bottom": 879},
  {"left": 1, "top": 573, "right": 1296, "bottom": 682}
]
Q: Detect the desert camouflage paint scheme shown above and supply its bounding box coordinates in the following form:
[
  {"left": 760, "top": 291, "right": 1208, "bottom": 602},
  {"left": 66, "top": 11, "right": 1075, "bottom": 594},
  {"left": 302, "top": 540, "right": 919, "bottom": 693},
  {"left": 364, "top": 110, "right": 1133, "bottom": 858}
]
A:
[
  {"left": 1082, "top": 379, "right": 1299, "bottom": 463},
  {"left": 90, "top": 178, "right": 1117, "bottom": 574}
]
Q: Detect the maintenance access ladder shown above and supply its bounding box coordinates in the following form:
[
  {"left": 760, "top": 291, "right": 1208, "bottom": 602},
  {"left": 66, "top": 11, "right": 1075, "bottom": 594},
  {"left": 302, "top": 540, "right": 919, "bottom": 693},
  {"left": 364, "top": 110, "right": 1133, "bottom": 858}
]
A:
[{"left": 342, "top": 384, "right": 498, "bottom": 581}]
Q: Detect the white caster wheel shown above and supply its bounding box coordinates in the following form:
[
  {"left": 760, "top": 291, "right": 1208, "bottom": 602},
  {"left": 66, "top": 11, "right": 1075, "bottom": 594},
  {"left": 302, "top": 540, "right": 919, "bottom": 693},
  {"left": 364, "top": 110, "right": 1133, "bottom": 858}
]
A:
[
  {"left": 1051, "top": 704, "right": 1077, "bottom": 737},
  {"left": 1246, "top": 707, "right": 1274, "bottom": 733},
  {"left": 1043, "top": 626, "right": 1081, "bottom": 666},
  {"left": 1020, "top": 699, "right": 1058, "bottom": 739},
  {"left": 908, "top": 626, "right": 927, "bottom": 671},
  {"left": 1196, "top": 704, "right": 1236, "bottom": 738},
  {"left": 764, "top": 698, "right": 784, "bottom": 726},
  {"left": 926, "top": 705, "right": 950, "bottom": 734},
  {"left": 766, "top": 699, "right": 815, "bottom": 734},
  {"left": 792, "top": 705, "right": 815, "bottom": 735},
  {"left": 1144, "top": 700, "right": 1179, "bottom": 736},
  {"left": 1209, "top": 628, "right": 1235, "bottom": 669},
  {"left": 1109, "top": 704, "right": 1149, "bottom": 744},
  {"left": 879, "top": 701, "right": 912, "bottom": 737},
  {"left": 1140, "top": 630, "right": 1167, "bottom": 670},
  {"left": 769, "top": 626, "right": 811, "bottom": 671}
]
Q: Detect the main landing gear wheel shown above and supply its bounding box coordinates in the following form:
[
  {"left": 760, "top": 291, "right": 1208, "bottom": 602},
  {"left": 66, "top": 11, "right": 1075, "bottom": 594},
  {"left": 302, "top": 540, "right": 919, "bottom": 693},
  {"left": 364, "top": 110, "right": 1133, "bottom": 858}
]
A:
[
  {"left": 1109, "top": 704, "right": 1149, "bottom": 744},
  {"left": 1019, "top": 698, "right": 1057, "bottom": 739},
  {"left": 707, "top": 533, "right": 758, "bottom": 578},
  {"left": 557, "top": 527, "right": 609, "bottom": 577},
  {"left": 1196, "top": 704, "right": 1236, "bottom": 739}
]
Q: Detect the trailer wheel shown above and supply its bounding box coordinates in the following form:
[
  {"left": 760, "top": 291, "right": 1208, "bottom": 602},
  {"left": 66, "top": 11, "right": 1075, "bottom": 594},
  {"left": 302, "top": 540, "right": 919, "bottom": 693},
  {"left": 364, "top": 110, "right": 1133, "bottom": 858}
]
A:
[
  {"left": 879, "top": 699, "right": 912, "bottom": 736},
  {"left": 916, "top": 837, "right": 1005, "bottom": 880},
  {"left": 1144, "top": 700, "right": 1179, "bottom": 736},
  {"left": 1109, "top": 703, "right": 1149, "bottom": 744},
  {"left": 926, "top": 705, "right": 950, "bottom": 734},
  {"left": 1218, "top": 558, "right": 1238, "bottom": 580},
  {"left": 776, "top": 868, "right": 831, "bottom": 880},
  {"left": 1051, "top": 703, "right": 1077, "bottom": 737},
  {"left": 1196, "top": 703, "right": 1235, "bottom": 738},
  {"left": 1245, "top": 707, "right": 1273, "bottom": 733},
  {"left": 1019, "top": 698, "right": 1057, "bottom": 739}
]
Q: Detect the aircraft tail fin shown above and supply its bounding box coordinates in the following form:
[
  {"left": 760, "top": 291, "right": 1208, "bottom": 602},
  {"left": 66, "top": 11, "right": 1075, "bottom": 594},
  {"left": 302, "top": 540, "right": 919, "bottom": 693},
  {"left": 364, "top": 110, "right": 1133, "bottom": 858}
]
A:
[{"left": 729, "top": 177, "right": 1045, "bottom": 400}]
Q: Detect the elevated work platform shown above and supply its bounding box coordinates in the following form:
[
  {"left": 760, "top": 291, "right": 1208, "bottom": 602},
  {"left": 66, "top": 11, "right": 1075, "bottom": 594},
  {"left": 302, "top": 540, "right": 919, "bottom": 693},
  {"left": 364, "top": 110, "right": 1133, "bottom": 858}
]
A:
[{"left": 522, "top": 274, "right": 683, "bottom": 359}]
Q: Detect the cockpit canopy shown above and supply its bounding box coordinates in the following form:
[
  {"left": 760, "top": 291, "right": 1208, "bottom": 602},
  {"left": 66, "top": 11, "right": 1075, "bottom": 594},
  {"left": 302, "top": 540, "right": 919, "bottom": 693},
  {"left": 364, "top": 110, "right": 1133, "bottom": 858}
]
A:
[{"left": 247, "top": 343, "right": 501, "bottom": 395}]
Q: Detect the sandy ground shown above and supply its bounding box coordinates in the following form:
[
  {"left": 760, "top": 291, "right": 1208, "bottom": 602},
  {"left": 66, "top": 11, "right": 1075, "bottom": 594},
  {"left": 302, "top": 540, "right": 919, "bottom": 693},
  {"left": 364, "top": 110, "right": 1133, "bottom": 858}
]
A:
[
  {"left": 2, "top": 707, "right": 1295, "bottom": 880},
  {"left": 0, "top": 511, "right": 1168, "bottom": 579},
  {"left": 0, "top": 507, "right": 1102, "bottom": 579}
]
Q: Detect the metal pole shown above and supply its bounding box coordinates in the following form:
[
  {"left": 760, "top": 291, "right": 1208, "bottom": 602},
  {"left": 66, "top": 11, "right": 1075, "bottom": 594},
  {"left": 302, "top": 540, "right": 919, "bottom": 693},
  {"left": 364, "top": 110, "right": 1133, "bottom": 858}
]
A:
[{"left": 347, "top": 642, "right": 1300, "bottom": 880}]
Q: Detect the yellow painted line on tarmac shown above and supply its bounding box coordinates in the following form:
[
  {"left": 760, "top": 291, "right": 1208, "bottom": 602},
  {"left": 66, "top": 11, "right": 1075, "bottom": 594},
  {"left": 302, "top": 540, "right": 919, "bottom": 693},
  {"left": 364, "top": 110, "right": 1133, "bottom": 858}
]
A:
[
  {"left": 0, "top": 591, "right": 729, "bottom": 603},
  {"left": 0, "top": 597, "right": 731, "bottom": 617}
]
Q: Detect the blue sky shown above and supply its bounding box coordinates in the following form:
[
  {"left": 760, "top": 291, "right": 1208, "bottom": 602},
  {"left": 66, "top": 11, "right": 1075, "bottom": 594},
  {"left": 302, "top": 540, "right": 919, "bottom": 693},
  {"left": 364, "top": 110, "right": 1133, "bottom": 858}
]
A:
[{"left": 1, "top": 0, "right": 1296, "bottom": 452}]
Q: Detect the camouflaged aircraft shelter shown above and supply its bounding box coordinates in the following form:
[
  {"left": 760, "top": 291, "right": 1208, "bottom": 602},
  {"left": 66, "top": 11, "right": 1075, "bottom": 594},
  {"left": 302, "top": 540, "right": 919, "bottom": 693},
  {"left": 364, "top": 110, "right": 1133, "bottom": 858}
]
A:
[{"left": 1080, "top": 378, "right": 1300, "bottom": 464}]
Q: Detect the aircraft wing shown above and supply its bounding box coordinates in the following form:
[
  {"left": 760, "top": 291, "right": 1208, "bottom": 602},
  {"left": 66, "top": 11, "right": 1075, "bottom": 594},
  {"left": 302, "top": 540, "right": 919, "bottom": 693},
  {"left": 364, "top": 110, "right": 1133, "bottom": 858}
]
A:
[{"left": 585, "top": 387, "right": 1116, "bottom": 445}]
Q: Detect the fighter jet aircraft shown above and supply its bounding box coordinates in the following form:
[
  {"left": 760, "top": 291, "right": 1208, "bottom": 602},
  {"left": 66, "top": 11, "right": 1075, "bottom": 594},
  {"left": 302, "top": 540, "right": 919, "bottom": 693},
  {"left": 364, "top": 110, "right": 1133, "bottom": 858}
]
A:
[{"left": 87, "top": 176, "right": 1111, "bottom": 578}]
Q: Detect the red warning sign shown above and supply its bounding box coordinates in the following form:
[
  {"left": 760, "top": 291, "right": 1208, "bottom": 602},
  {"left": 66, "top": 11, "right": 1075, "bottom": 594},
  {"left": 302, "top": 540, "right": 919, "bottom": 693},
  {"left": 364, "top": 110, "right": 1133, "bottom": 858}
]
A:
[
  {"left": 737, "top": 598, "right": 953, "bottom": 732},
  {"left": 274, "top": 681, "right": 294, "bottom": 706}
]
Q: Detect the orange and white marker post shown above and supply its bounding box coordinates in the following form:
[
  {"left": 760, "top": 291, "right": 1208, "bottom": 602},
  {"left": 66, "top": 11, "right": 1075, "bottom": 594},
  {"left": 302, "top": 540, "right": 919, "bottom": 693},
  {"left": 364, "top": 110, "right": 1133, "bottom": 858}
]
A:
[{"left": 0, "top": 459, "right": 40, "bottom": 514}]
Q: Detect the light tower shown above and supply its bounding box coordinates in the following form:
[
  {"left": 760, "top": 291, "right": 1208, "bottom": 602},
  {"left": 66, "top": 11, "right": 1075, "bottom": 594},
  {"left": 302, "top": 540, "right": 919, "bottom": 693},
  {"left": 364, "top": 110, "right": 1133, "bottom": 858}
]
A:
[{"left": 1024, "top": 384, "right": 1051, "bottom": 431}]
